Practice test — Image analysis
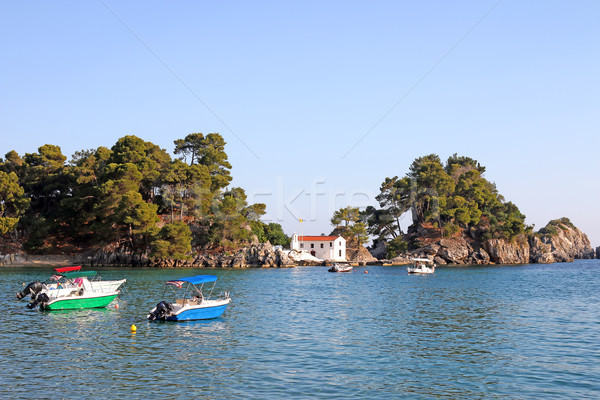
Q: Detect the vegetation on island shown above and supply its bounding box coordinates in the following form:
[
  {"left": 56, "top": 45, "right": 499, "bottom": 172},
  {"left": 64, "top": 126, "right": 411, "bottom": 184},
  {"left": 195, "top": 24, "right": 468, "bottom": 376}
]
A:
[
  {"left": 0, "top": 133, "right": 288, "bottom": 258},
  {"left": 331, "top": 154, "right": 531, "bottom": 259},
  {"left": 537, "top": 217, "right": 576, "bottom": 237}
]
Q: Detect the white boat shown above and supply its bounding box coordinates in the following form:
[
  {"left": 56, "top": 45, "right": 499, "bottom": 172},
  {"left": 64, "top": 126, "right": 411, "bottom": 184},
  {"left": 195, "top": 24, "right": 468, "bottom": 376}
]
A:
[
  {"left": 148, "top": 275, "right": 231, "bottom": 322},
  {"left": 328, "top": 263, "right": 353, "bottom": 273},
  {"left": 407, "top": 258, "right": 436, "bottom": 274},
  {"left": 18, "top": 267, "right": 126, "bottom": 310}
]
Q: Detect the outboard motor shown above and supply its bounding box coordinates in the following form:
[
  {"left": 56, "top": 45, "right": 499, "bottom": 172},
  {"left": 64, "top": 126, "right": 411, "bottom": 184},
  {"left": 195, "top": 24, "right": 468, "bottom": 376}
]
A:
[
  {"left": 148, "top": 301, "right": 173, "bottom": 321},
  {"left": 27, "top": 293, "right": 49, "bottom": 310},
  {"left": 16, "top": 281, "right": 45, "bottom": 300}
]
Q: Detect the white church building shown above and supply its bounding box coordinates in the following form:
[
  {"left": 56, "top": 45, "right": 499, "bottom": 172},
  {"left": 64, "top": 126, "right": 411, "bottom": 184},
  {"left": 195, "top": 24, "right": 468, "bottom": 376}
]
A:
[{"left": 290, "top": 234, "right": 347, "bottom": 261}]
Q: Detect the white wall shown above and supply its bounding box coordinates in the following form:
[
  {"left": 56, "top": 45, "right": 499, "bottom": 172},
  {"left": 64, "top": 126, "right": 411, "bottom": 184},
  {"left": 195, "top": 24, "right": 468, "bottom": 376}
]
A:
[{"left": 291, "top": 234, "right": 346, "bottom": 261}]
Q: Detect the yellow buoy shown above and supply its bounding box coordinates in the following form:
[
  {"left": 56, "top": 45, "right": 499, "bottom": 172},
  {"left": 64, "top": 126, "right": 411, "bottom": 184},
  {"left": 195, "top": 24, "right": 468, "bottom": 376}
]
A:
[{"left": 130, "top": 324, "right": 137, "bottom": 333}]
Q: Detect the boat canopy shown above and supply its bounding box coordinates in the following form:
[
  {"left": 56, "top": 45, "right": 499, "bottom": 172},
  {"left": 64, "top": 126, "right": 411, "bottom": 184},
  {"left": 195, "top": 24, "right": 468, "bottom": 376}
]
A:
[
  {"left": 411, "top": 258, "right": 433, "bottom": 263},
  {"left": 61, "top": 271, "right": 97, "bottom": 279},
  {"left": 54, "top": 266, "right": 82, "bottom": 273},
  {"left": 168, "top": 275, "right": 218, "bottom": 285}
]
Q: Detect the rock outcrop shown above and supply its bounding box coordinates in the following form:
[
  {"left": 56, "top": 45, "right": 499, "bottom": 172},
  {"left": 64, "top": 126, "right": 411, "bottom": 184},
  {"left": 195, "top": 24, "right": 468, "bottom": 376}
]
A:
[
  {"left": 528, "top": 218, "right": 595, "bottom": 263},
  {"left": 483, "top": 237, "right": 530, "bottom": 264},
  {"left": 528, "top": 236, "right": 555, "bottom": 263},
  {"left": 0, "top": 253, "right": 25, "bottom": 266},
  {"left": 346, "top": 245, "right": 377, "bottom": 263},
  {"left": 403, "top": 236, "right": 528, "bottom": 265}
]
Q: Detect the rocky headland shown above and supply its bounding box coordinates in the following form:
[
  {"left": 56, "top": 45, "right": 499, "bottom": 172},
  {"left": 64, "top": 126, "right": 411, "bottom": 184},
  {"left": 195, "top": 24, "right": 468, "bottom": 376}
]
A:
[{"left": 371, "top": 217, "right": 596, "bottom": 265}]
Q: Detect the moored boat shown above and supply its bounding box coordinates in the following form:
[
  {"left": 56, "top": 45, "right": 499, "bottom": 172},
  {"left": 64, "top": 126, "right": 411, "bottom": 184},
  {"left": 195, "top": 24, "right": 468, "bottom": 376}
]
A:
[
  {"left": 18, "top": 267, "right": 126, "bottom": 301},
  {"left": 148, "top": 275, "right": 231, "bottom": 322},
  {"left": 19, "top": 269, "right": 126, "bottom": 310},
  {"left": 328, "top": 263, "right": 353, "bottom": 273},
  {"left": 407, "top": 258, "right": 435, "bottom": 274}
]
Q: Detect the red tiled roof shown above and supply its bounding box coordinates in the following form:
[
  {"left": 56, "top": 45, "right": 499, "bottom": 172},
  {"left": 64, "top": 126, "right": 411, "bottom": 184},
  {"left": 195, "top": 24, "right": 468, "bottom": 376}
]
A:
[{"left": 298, "top": 235, "right": 339, "bottom": 241}]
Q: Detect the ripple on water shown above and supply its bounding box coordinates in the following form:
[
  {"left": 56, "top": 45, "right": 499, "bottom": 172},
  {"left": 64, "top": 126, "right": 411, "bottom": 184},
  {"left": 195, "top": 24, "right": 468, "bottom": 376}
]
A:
[{"left": 1, "top": 262, "right": 600, "bottom": 398}]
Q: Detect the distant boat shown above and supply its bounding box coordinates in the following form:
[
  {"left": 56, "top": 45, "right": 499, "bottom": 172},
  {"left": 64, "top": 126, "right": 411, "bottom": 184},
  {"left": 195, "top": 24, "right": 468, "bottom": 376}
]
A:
[
  {"left": 328, "top": 263, "right": 353, "bottom": 273},
  {"left": 22, "top": 270, "right": 126, "bottom": 311},
  {"left": 407, "top": 258, "right": 435, "bottom": 274},
  {"left": 148, "top": 275, "right": 231, "bottom": 322}
]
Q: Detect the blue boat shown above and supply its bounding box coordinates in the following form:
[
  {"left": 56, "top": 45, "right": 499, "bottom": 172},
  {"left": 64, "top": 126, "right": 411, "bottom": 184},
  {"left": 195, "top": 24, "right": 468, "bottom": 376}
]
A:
[{"left": 147, "top": 275, "right": 231, "bottom": 322}]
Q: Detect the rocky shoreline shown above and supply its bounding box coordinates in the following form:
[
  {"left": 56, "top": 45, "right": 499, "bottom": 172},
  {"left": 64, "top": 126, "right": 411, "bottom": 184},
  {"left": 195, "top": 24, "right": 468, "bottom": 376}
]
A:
[
  {"left": 372, "top": 219, "right": 596, "bottom": 266},
  {"left": 1, "top": 220, "right": 597, "bottom": 268}
]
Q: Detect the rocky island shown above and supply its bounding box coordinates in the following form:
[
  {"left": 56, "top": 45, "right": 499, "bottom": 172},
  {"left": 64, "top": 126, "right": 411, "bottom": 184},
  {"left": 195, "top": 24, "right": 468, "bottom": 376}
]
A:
[
  {"left": 0, "top": 139, "right": 596, "bottom": 268},
  {"left": 367, "top": 217, "right": 595, "bottom": 265}
]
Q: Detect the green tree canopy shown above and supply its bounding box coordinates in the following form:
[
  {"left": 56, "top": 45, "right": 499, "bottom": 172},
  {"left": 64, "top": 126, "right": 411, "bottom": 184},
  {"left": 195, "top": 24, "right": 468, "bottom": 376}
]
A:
[
  {"left": 365, "top": 153, "right": 528, "bottom": 246},
  {"left": 0, "top": 171, "right": 29, "bottom": 235},
  {"left": 151, "top": 222, "right": 192, "bottom": 260},
  {"left": 174, "top": 133, "right": 232, "bottom": 191}
]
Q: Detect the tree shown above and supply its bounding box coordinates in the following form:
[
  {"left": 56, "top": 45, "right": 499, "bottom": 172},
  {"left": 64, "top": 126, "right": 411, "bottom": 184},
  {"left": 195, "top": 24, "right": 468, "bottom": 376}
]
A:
[
  {"left": 330, "top": 206, "right": 369, "bottom": 247},
  {"left": 0, "top": 171, "right": 29, "bottom": 235},
  {"left": 386, "top": 236, "right": 408, "bottom": 258},
  {"left": 361, "top": 205, "right": 397, "bottom": 240},
  {"left": 109, "top": 135, "right": 171, "bottom": 201},
  {"left": 174, "top": 133, "right": 232, "bottom": 191},
  {"left": 22, "top": 144, "right": 68, "bottom": 216},
  {"left": 0, "top": 150, "right": 25, "bottom": 178},
  {"left": 59, "top": 147, "right": 112, "bottom": 239},
  {"left": 348, "top": 222, "right": 369, "bottom": 247},
  {"left": 445, "top": 153, "right": 486, "bottom": 177},
  {"left": 408, "top": 154, "right": 455, "bottom": 225},
  {"left": 374, "top": 176, "right": 412, "bottom": 237},
  {"left": 151, "top": 222, "right": 192, "bottom": 260},
  {"left": 93, "top": 163, "right": 158, "bottom": 244},
  {"left": 251, "top": 221, "right": 289, "bottom": 246},
  {"left": 331, "top": 206, "right": 360, "bottom": 236},
  {"left": 264, "top": 223, "right": 289, "bottom": 246}
]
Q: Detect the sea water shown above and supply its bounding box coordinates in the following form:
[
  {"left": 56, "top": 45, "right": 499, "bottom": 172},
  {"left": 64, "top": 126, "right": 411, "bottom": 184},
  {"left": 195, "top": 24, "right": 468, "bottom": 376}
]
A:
[{"left": 1, "top": 260, "right": 599, "bottom": 399}]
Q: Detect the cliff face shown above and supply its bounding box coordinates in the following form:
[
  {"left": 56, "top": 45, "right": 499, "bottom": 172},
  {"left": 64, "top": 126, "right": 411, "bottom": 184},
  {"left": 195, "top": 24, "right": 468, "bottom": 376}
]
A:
[
  {"left": 484, "top": 237, "right": 530, "bottom": 264},
  {"left": 403, "top": 236, "right": 529, "bottom": 265},
  {"left": 529, "top": 220, "right": 595, "bottom": 263},
  {"left": 372, "top": 217, "right": 595, "bottom": 265}
]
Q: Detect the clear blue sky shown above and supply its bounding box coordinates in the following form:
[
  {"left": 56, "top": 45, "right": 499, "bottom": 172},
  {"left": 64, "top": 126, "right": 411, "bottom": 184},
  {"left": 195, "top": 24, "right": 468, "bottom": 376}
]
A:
[{"left": 1, "top": 1, "right": 599, "bottom": 246}]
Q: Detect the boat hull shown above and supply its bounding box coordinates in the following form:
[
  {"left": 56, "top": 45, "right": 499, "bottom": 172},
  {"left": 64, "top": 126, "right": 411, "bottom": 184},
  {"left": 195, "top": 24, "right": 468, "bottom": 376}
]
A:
[
  {"left": 41, "top": 294, "right": 118, "bottom": 310},
  {"left": 407, "top": 267, "right": 435, "bottom": 274},
  {"left": 155, "top": 299, "right": 231, "bottom": 322},
  {"left": 166, "top": 302, "right": 229, "bottom": 321}
]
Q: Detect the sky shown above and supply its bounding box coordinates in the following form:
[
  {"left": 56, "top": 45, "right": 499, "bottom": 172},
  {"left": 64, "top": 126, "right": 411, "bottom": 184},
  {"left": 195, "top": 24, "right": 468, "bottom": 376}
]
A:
[{"left": 1, "top": 1, "right": 599, "bottom": 246}]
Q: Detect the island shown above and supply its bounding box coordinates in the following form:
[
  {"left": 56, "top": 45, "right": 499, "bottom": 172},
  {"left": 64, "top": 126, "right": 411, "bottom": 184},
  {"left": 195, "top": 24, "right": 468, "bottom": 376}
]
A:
[{"left": 0, "top": 138, "right": 596, "bottom": 267}]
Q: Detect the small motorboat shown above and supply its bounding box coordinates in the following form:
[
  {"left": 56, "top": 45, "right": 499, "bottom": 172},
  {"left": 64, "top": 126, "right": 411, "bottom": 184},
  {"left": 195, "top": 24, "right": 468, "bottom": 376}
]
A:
[
  {"left": 21, "top": 270, "right": 126, "bottom": 311},
  {"left": 148, "top": 275, "right": 231, "bottom": 322},
  {"left": 328, "top": 263, "right": 353, "bottom": 273},
  {"left": 17, "top": 266, "right": 125, "bottom": 301},
  {"left": 407, "top": 258, "right": 436, "bottom": 274}
]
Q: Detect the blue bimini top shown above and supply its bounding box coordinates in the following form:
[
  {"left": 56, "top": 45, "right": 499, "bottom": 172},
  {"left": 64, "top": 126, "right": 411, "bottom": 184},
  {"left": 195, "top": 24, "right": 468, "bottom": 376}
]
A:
[{"left": 167, "top": 275, "right": 218, "bottom": 286}]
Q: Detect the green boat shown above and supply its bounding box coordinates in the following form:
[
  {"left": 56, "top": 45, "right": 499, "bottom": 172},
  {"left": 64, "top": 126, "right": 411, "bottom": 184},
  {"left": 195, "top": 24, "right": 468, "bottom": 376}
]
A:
[
  {"left": 41, "top": 293, "right": 120, "bottom": 311},
  {"left": 27, "top": 271, "right": 126, "bottom": 311}
]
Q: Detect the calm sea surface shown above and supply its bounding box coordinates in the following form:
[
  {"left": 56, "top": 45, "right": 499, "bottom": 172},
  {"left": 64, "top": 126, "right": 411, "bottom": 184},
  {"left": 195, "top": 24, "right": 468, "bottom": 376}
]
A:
[{"left": 1, "top": 260, "right": 599, "bottom": 399}]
